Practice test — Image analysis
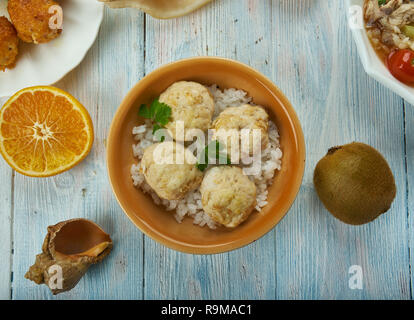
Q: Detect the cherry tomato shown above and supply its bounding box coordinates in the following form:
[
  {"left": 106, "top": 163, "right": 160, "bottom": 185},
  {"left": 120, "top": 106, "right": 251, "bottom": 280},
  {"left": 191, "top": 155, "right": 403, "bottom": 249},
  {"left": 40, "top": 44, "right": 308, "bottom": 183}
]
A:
[{"left": 387, "top": 49, "right": 414, "bottom": 84}]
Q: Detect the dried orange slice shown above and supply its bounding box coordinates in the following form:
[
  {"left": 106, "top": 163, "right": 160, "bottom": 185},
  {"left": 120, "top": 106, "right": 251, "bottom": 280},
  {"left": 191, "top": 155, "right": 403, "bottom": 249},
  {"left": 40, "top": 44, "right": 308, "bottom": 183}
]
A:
[{"left": 0, "top": 86, "right": 94, "bottom": 177}]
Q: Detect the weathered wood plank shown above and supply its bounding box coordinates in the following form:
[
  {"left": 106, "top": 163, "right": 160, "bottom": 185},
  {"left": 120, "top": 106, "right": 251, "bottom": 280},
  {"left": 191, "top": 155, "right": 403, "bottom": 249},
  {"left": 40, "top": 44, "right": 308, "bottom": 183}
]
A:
[
  {"left": 143, "top": 2, "right": 230, "bottom": 300},
  {"left": 222, "top": 0, "right": 277, "bottom": 300},
  {"left": 11, "top": 8, "right": 146, "bottom": 299},
  {"left": 405, "top": 102, "right": 413, "bottom": 296},
  {"left": 271, "top": 0, "right": 410, "bottom": 299},
  {"left": 143, "top": 0, "right": 278, "bottom": 300},
  {"left": 0, "top": 97, "right": 12, "bottom": 300}
]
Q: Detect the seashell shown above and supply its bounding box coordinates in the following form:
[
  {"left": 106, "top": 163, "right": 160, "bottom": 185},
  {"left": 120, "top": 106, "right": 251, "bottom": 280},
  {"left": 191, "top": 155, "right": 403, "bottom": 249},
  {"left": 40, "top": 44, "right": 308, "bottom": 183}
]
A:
[
  {"left": 99, "top": 0, "right": 213, "bottom": 19},
  {"left": 25, "top": 218, "right": 112, "bottom": 295}
]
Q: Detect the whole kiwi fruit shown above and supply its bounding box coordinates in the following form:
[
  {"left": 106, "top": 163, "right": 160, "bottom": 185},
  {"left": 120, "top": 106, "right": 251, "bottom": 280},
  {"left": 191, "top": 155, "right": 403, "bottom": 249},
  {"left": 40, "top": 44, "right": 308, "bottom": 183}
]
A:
[{"left": 313, "top": 142, "right": 396, "bottom": 225}]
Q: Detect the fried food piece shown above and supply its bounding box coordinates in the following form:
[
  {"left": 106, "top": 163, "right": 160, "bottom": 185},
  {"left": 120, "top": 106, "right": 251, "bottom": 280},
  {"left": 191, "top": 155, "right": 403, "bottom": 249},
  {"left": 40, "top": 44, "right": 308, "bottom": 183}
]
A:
[
  {"left": 212, "top": 105, "right": 269, "bottom": 160},
  {"left": 8, "top": 0, "right": 62, "bottom": 44},
  {"left": 140, "top": 142, "right": 203, "bottom": 200},
  {"left": 0, "top": 16, "right": 19, "bottom": 71},
  {"left": 200, "top": 166, "right": 257, "bottom": 228},
  {"left": 159, "top": 81, "right": 215, "bottom": 141}
]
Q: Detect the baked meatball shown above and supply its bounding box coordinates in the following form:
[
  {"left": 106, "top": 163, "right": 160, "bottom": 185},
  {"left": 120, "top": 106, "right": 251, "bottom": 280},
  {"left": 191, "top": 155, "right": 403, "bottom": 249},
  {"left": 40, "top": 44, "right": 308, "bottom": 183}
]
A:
[
  {"left": 140, "top": 141, "right": 203, "bottom": 200},
  {"left": 0, "top": 16, "right": 19, "bottom": 71},
  {"left": 8, "top": 0, "right": 62, "bottom": 44},
  {"left": 159, "top": 81, "right": 214, "bottom": 141},
  {"left": 212, "top": 104, "right": 269, "bottom": 161},
  {"left": 200, "top": 166, "right": 256, "bottom": 228}
]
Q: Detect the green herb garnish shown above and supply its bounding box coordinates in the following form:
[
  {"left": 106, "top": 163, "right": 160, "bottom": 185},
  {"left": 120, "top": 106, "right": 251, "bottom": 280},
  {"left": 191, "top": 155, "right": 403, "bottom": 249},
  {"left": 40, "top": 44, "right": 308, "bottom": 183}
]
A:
[
  {"left": 378, "top": 0, "right": 386, "bottom": 6},
  {"left": 401, "top": 25, "right": 414, "bottom": 40},
  {"left": 196, "top": 140, "right": 231, "bottom": 172},
  {"left": 139, "top": 99, "right": 172, "bottom": 141}
]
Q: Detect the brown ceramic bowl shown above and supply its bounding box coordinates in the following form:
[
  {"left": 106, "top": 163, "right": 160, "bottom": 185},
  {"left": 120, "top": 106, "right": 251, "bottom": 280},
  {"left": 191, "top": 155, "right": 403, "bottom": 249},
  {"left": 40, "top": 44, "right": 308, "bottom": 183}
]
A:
[{"left": 107, "top": 57, "right": 305, "bottom": 254}]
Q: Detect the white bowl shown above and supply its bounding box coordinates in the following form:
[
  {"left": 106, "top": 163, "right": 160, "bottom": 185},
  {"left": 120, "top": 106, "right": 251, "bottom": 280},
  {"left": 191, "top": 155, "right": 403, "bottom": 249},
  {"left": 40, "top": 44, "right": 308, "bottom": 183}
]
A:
[
  {"left": 0, "top": 0, "right": 103, "bottom": 97},
  {"left": 348, "top": 0, "right": 414, "bottom": 105}
]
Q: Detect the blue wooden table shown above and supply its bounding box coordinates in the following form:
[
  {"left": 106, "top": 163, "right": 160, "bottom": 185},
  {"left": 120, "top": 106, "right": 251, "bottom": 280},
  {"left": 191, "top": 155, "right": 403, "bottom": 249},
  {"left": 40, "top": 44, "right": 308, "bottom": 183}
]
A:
[{"left": 0, "top": 0, "right": 412, "bottom": 300}]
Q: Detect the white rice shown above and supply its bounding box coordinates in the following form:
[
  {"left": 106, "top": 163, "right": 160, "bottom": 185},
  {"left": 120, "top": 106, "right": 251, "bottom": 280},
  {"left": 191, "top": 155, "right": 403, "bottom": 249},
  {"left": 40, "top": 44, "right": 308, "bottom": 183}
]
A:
[{"left": 130, "top": 85, "right": 283, "bottom": 229}]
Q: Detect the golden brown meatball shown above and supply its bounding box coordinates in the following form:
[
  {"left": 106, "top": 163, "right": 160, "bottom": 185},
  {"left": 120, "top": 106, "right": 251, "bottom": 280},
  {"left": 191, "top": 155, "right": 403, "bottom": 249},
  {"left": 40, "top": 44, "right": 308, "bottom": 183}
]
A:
[
  {"left": 200, "top": 166, "right": 256, "bottom": 228},
  {"left": 140, "top": 141, "right": 203, "bottom": 200},
  {"left": 8, "top": 0, "right": 62, "bottom": 44},
  {"left": 159, "top": 81, "right": 215, "bottom": 141},
  {"left": 212, "top": 104, "right": 269, "bottom": 161},
  {"left": 0, "top": 16, "right": 19, "bottom": 71}
]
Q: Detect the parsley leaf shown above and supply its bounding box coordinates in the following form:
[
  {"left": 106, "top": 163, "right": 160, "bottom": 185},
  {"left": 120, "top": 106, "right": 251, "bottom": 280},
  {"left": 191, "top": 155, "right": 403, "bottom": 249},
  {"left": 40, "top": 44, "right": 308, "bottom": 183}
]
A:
[
  {"left": 152, "top": 100, "right": 172, "bottom": 126},
  {"left": 138, "top": 104, "right": 151, "bottom": 118},
  {"left": 378, "top": 0, "right": 386, "bottom": 6},
  {"left": 196, "top": 140, "right": 231, "bottom": 172},
  {"left": 139, "top": 98, "right": 172, "bottom": 142},
  {"left": 152, "top": 123, "right": 162, "bottom": 135}
]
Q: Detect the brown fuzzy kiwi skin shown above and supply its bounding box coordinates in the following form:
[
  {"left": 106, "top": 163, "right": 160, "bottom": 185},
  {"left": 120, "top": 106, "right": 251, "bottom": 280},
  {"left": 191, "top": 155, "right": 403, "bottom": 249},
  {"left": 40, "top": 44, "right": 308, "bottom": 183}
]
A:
[{"left": 313, "top": 142, "right": 396, "bottom": 225}]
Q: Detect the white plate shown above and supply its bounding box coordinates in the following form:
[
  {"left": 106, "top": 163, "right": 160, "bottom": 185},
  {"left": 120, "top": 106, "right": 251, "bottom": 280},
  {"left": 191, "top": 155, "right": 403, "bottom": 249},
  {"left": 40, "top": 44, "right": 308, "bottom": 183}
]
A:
[
  {"left": 0, "top": 0, "right": 103, "bottom": 97},
  {"left": 348, "top": 0, "right": 414, "bottom": 105}
]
